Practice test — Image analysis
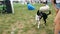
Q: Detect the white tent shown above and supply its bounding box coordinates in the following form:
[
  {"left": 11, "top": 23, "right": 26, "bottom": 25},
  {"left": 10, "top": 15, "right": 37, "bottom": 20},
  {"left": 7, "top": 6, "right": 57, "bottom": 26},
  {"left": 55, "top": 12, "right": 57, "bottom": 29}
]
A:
[
  {"left": 19, "top": 0, "right": 27, "bottom": 4},
  {"left": 10, "top": 0, "right": 14, "bottom": 14}
]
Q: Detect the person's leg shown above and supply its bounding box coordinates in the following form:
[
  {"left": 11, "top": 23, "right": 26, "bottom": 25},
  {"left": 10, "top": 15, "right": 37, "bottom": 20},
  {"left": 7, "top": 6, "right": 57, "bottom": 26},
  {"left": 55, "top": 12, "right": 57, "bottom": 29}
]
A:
[
  {"left": 54, "top": 23, "right": 60, "bottom": 34},
  {"left": 54, "top": 10, "right": 60, "bottom": 34},
  {"left": 54, "top": 7, "right": 59, "bottom": 15},
  {"left": 56, "top": 9, "right": 59, "bottom": 15}
]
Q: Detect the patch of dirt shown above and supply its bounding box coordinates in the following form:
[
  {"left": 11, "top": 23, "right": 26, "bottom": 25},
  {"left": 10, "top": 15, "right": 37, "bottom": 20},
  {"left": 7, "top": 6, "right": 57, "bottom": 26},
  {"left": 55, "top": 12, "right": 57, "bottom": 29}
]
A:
[
  {"left": 10, "top": 20, "right": 47, "bottom": 34},
  {"left": 40, "top": 31, "right": 46, "bottom": 34},
  {"left": 2, "top": 30, "right": 6, "bottom": 34},
  {"left": 10, "top": 21, "right": 25, "bottom": 34}
]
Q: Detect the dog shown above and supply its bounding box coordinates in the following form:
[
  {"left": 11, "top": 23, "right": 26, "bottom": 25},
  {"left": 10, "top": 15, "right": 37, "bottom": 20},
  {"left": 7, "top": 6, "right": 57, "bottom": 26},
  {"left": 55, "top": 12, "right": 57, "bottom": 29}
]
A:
[{"left": 35, "top": 9, "right": 51, "bottom": 28}]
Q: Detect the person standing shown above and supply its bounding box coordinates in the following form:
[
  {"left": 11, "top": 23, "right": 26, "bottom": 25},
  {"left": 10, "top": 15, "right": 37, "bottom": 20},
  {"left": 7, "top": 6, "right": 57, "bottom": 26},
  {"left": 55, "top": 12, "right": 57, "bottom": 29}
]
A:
[{"left": 51, "top": 0, "right": 60, "bottom": 34}]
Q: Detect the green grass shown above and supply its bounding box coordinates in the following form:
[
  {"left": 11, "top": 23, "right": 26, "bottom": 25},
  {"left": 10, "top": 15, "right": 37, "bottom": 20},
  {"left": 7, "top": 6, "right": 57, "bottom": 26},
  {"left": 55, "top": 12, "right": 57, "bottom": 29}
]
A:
[{"left": 0, "top": 3, "right": 56, "bottom": 34}]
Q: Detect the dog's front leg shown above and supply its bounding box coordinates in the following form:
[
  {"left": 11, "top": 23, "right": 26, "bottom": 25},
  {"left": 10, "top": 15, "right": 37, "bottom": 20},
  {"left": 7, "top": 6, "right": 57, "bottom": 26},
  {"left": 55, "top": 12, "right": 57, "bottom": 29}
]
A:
[
  {"left": 37, "top": 20, "right": 40, "bottom": 29},
  {"left": 35, "top": 15, "right": 39, "bottom": 25},
  {"left": 35, "top": 15, "right": 41, "bottom": 28}
]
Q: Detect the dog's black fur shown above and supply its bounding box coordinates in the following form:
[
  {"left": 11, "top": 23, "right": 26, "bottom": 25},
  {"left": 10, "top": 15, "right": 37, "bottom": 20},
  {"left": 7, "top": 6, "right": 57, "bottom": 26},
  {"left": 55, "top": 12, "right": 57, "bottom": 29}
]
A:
[{"left": 37, "top": 10, "right": 51, "bottom": 25}]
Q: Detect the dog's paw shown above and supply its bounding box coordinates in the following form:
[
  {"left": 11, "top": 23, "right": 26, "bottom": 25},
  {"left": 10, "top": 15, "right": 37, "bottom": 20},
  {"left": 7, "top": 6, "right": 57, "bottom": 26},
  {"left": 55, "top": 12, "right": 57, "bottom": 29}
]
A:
[{"left": 38, "top": 25, "right": 40, "bottom": 29}]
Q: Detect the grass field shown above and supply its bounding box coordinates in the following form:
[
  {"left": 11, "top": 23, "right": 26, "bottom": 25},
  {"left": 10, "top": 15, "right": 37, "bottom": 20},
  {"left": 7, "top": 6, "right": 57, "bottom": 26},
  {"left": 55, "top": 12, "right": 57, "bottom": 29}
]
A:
[{"left": 0, "top": 3, "right": 56, "bottom": 34}]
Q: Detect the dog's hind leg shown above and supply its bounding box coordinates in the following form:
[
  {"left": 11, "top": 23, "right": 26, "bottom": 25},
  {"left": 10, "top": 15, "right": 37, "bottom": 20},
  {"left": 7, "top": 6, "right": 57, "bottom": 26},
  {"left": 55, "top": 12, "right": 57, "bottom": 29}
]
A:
[
  {"left": 43, "top": 18, "right": 46, "bottom": 25},
  {"left": 44, "top": 19, "right": 46, "bottom": 25},
  {"left": 43, "top": 16, "right": 47, "bottom": 25}
]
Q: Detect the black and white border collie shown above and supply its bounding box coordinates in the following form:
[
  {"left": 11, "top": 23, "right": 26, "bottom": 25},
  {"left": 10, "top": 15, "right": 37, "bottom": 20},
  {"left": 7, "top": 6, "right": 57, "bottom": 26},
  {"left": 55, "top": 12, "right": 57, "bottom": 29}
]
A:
[{"left": 35, "top": 5, "right": 51, "bottom": 28}]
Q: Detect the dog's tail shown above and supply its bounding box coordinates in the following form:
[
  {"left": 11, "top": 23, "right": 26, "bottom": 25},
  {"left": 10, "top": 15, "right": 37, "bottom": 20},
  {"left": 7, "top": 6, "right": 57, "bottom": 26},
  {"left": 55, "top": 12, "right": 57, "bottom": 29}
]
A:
[{"left": 47, "top": 10, "right": 51, "bottom": 15}]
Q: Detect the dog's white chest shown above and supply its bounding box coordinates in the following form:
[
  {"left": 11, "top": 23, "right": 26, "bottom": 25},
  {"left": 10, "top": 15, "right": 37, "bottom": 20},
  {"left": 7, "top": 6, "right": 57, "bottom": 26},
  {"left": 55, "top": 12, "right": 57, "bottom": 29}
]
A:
[{"left": 35, "top": 15, "right": 40, "bottom": 21}]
